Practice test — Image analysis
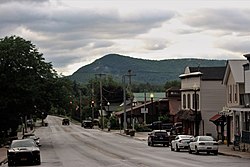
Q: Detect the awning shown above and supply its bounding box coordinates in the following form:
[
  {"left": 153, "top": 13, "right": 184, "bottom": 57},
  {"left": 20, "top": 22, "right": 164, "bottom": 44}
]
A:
[{"left": 209, "top": 114, "right": 222, "bottom": 122}]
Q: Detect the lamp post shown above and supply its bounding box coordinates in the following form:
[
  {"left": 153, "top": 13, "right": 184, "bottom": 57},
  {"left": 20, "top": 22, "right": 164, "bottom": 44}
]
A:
[
  {"left": 122, "top": 75, "right": 127, "bottom": 130},
  {"left": 150, "top": 93, "right": 154, "bottom": 122},
  {"left": 107, "top": 102, "right": 110, "bottom": 131},
  {"left": 193, "top": 84, "right": 199, "bottom": 136},
  {"left": 91, "top": 100, "right": 94, "bottom": 121}
]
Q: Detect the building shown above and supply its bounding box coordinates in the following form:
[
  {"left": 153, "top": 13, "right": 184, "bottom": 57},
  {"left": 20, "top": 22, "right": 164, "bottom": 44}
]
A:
[
  {"left": 220, "top": 59, "right": 248, "bottom": 144},
  {"left": 179, "top": 66, "right": 226, "bottom": 138}
]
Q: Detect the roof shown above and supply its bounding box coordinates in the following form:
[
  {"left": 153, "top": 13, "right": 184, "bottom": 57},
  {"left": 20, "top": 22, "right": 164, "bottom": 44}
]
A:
[
  {"left": 209, "top": 114, "right": 222, "bottom": 122},
  {"left": 223, "top": 60, "right": 248, "bottom": 84},
  {"left": 133, "top": 92, "right": 166, "bottom": 102},
  {"left": 189, "top": 67, "right": 226, "bottom": 80}
]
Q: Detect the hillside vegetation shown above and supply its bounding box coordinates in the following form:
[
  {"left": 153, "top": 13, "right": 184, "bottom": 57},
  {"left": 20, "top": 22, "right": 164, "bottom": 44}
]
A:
[{"left": 68, "top": 54, "right": 226, "bottom": 85}]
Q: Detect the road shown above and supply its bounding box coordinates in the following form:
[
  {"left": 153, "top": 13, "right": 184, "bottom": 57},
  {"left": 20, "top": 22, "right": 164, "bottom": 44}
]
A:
[{"left": 4, "top": 115, "right": 250, "bottom": 167}]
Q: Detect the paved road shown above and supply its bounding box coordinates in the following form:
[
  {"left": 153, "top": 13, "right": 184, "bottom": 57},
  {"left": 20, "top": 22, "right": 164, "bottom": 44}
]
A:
[{"left": 3, "top": 115, "right": 250, "bottom": 167}]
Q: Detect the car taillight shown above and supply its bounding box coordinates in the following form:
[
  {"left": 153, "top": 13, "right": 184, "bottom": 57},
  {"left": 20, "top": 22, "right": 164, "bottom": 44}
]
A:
[{"left": 199, "top": 143, "right": 205, "bottom": 145}]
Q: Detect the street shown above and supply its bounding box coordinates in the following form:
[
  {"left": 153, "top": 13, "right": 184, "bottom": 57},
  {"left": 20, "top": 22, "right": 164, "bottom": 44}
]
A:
[{"left": 4, "top": 115, "right": 250, "bottom": 167}]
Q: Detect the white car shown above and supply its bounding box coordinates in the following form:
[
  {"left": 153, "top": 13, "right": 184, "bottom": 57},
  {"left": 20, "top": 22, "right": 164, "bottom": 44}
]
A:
[
  {"left": 171, "top": 135, "right": 194, "bottom": 152},
  {"left": 188, "top": 136, "right": 218, "bottom": 155}
]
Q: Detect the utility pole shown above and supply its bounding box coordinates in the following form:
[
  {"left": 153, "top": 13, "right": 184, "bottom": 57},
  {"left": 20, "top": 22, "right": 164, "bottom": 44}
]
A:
[
  {"left": 79, "top": 90, "right": 82, "bottom": 122},
  {"left": 123, "top": 70, "right": 135, "bottom": 131},
  {"left": 96, "top": 73, "right": 106, "bottom": 130}
]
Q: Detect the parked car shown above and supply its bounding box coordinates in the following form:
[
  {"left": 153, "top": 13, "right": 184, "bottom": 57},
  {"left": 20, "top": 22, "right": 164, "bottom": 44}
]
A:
[
  {"left": 62, "top": 118, "right": 70, "bottom": 125},
  {"left": 81, "top": 120, "right": 93, "bottom": 128},
  {"left": 7, "top": 139, "right": 41, "bottom": 166},
  {"left": 148, "top": 130, "right": 169, "bottom": 147},
  {"left": 171, "top": 135, "right": 193, "bottom": 152},
  {"left": 22, "top": 134, "right": 40, "bottom": 146},
  {"left": 188, "top": 136, "right": 218, "bottom": 155}
]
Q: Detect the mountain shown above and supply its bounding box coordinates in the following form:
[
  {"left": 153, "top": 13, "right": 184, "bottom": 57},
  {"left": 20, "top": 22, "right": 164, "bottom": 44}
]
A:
[{"left": 68, "top": 54, "right": 226, "bottom": 85}]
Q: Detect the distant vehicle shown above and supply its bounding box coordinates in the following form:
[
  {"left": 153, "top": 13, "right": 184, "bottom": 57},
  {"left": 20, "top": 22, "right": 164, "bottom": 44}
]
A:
[
  {"left": 148, "top": 130, "right": 169, "bottom": 147},
  {"left": 188, "top": 136, "right": 218, "bottom": 155},
  {"left": 171, "top": 135, "right": 193, "bottom": 152},
  {"left": 22, "top": 134, "right": 40, "bottom": 146},
  {"left": 7, "top": 139, "right": 41, "bottom": 166},
  {"left": 81, "top": 120, "right": 93, "bottom": 128},
  {"left": 62, "top": 118, "right": 70, "bottom": 125}
]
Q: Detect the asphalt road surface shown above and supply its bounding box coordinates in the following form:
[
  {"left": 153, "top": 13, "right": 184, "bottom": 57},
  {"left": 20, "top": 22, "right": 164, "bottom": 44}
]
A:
[{"left": 5, "top": 115, "right": 250, "bottom": 167}]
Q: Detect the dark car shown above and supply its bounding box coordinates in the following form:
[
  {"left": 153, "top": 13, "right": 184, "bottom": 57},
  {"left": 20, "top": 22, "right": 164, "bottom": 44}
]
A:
[
  {"left": 148, "top": 130, "right": 170, "bottom": 147},
  {"left": 22, "top": 134, "right": 40, "bottom": 146},
  {"left": 81, "top": 120, "right": 93, "bottom": 128},
  {"left": 62, "top": 118, "right": 70, "bottom": 125},
  {"left": 7, "top": 139, "right": 41, "bottom": 166}
]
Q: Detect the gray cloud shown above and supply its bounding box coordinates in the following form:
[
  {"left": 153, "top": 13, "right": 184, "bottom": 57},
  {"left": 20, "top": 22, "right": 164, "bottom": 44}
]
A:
[
  {"left": 182, "top": 8, "right": 250, "bottom": 34},
  {"left": 215, "top": 38, "right": 250, "bottom": 53}
]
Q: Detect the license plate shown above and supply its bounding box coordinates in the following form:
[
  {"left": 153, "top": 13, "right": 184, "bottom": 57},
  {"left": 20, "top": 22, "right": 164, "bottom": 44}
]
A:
[
  {"left": 21, "top": 157, "right": 27, "bottom": 161},
  {"left": 160, "top": 137, "right": 163, "bottom": 139}
]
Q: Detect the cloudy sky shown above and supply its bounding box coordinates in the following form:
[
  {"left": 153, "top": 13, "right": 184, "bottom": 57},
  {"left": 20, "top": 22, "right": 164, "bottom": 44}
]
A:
[{"left": 1, "top": 0, "right": 250, "bottom": 75}]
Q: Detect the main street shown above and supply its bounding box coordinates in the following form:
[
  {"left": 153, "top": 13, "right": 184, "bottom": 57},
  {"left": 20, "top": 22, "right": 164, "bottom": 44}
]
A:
[{"left": 4, "top": 115, "right": 249, "bottom": 167}]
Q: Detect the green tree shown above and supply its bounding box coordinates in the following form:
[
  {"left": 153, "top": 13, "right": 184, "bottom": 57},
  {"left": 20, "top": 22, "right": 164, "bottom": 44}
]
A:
[
  {"left": 164, "top": 80, "right": 181, "bottom": 90},
  {"left": 0, "top": 36, "right": 57, "bottom": 134}
]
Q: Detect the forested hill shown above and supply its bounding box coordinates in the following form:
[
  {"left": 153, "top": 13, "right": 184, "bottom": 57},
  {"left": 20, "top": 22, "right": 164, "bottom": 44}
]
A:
[{"left": 68, "top": 54, "right": 226, "bottom": 85}]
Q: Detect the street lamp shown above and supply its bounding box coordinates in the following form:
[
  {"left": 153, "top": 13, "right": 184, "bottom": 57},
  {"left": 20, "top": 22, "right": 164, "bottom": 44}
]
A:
[
  {"left": 150, "top": 93, "right": 154, "bottom": 122},
  {"left": 91, "top": 100, "right": 95, "bottom": 121},
  {"left": 193, "top": 84, "right": 199, "bottom": 136},
  {"left": 107, "top": 102, "right": 110, "bottom": 131}
]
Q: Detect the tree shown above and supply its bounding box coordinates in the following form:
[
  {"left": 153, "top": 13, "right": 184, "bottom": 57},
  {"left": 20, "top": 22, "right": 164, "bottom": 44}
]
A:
[
  {"left": 164, "top": 80, "right": 181, "bottom": 90},
  {"left": 0, "top": 36, "right": 57, "bottom": 134}
]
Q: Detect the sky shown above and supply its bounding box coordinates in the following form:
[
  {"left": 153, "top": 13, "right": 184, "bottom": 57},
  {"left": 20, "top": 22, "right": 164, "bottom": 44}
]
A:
[{"left": 1, "top": 0, "right": 250, "bottom": 75}]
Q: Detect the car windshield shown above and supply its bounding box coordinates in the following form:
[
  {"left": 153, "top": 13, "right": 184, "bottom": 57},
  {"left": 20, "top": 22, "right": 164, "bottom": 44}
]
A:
[
  {"left": 199, "top": 136, "right": 214, "bottom": 141},
  {"left": 11, "top": 140, "right": 36, "bottom": 148}
]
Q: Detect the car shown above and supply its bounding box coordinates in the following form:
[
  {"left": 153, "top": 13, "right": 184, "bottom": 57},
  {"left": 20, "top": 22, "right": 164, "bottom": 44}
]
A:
[
  {"left": 22, "top": 134, "right": 40, "bottom": 146},
  {"left": 62, "top": 118, "right": 70, "bottom": 125},
  {"left": 81, "top": 120, "right": 93, "bottom": 128},
  {"left": 188, "top": 136, "right": 219, "bottom": 155},
  {"left": 171, "top": 135, "right": 194, "bottom": 152},
  {"left": 7, "top": 138, "right": 41, "bottom": 166},
  {"left": 148, "top": 130, "right": 169, "bottom": 147}
]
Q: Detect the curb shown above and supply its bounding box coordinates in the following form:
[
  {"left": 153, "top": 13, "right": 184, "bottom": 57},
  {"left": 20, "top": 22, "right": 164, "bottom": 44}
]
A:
[{"left": 0, "top": 157, "right": 7, "bottom": 165}]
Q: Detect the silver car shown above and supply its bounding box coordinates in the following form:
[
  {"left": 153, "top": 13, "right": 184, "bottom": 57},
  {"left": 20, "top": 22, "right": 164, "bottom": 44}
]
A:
[
  {"left": 188, "top": 136, "right": 218, "bottom": 155},
  {"left": 171, "top": 135, "right": 193, "bottom": 152}
]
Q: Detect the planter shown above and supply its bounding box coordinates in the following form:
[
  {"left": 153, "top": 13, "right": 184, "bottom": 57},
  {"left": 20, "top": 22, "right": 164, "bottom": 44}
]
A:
[{"left": 129, "top": 130, "right": 135, "bottom": 136}]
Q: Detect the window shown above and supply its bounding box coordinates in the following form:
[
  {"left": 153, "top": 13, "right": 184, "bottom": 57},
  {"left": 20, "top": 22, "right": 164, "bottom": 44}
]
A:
[
  {"left": 229, "top": 85, "right": 232, "bottom": 103},
  {"left": 183, "top": 94, "right": 186, "bottom": 109},
  {"left": 234, "top": 84, "right": 238, "bottom": 103},
  {"left": 187, "top": 94, "right": 191, "bottom": 109},
  {"left": 192, "top": 93, "right": 199, "bottom": 110}
]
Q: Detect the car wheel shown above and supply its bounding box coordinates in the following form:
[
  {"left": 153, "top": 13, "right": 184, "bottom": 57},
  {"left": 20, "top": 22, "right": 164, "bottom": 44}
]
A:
[
  {"left": 195, "top": 147, "right": 199, "bottom": 155},
  {"left": 188, "top": 146, "right": 192, "bottom": 154},
  {"left": 213, "top": 150, "right": 218, "bottom": 155},
  {"left": 8, "top": 160, "right": 14, "bottom": 166},
  {"left": 175, "top": 144, "right": 180, "bottom": 152},
  {"left": 148, "top": 142, "right": 150, "bottom": 146},
  {"left": 171, "top": 145, "right": 174, "bottom": 151},
  {"left": 207, "top": 151, "right": 210, "bottom": 155}
]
